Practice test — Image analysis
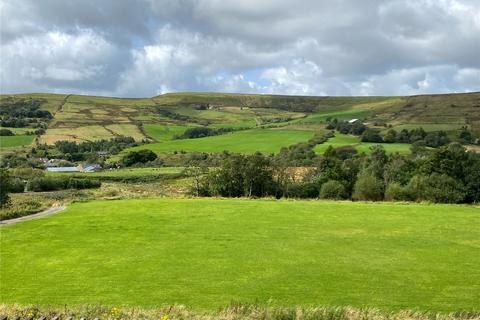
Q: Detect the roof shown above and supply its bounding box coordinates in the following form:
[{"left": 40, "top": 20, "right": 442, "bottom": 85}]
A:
[
  {"left": 348, "top": 119, "right": 359, "bottom": 123},
  {"left": 79, "top": 164, "right": 102, "bottom": 173},
  {"left": 46, "top": 167, "right": 79, "bottom": 172}
]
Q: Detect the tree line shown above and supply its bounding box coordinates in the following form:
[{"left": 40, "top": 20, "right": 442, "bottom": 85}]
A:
[{"left": 188, "top": 142, "right": 480, "bottom": 204}]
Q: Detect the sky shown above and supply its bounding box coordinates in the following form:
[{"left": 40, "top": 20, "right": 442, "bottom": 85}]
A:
[{"left": 1, "top": 0, "right": 479, "bottom": 97}]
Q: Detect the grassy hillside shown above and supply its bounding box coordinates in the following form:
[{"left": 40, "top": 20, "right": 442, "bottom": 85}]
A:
[
  {"left": 314, "top": 133, "right": 411, "bottom": 154},
  {"left": 126, "top": 127, "right": 316, "bottom": 154},
  {"left": 1, "top": 92, "right": 479, "bottom": 155},
  {"left": 1, "top": 198, "right": 478, "bottom": 311}
]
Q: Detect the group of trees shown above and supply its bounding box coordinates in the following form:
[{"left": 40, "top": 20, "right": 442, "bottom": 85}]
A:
[
  {"left": 174, "top": 126, "right": 234, "bottom": 139},
  {"left": 0, "top": 98, "right": 52, "bottom": 128},
  {"left": 122, "top": 149, "right": 158, "bottom": 167},
  {"left": 326, "top": 119, "right": 367, "bottom": 135},
  {"left": 54, "top": 136, "right": 138, "bottom": 161},
  {"left": 190, "top": 142, "right": 480, "bottom": 204},
  {"left": 327, "top": 118, "right": 477, "bottom": 147},
  {"left": 0, "top": 168, "right": 101, "bottom": 207}
]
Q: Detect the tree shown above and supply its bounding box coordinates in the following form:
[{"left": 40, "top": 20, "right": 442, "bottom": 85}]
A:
[
  {"left": 351, "top": 122, "right": 367, "bottom": 135},
  {"left": 0, "top": 129, "right": 14, "bottom": 136},
  {"left": 186, "top": 165, "right": 209, "bottom": 196},
  {"left": 383, "top": 129, "right": 397, "bottom": 143},
  {"left": 361, "top": 128, "right": 383, "bottom": 143},
  {"left": 122, "top": 149, "right": 157, "bottom": 167},
  {"left": 409, "top": 127, "right": 427, "bottom": 142},
  {"left": 458, "top": 126, "right": 472, "bottom": 144},
  {"left": 397, "top": 129, "right": 410, "bottom": 143},
  {"left": 384, "top": 182, "right": 409, "bottom": 201},
  {"left": 363, "top": 145, "right": 387, "bottom": 180},
  {"left": 0, "top": 168, "right": 11, "bottom": 207},
  {"left": 320, "top": 180, "right": 347, "bottom": 199},
  {"left": 424, "top": 131, "right": 449, "bottom": 148},
  {"left": 422, "top": 173, "right": 466, "bottom": 203},
  {"left": 243, "top": 153, "right": 274, "bottom": 197},
  {"left": 352, "top": 172, "right": 384, "bottom": 201}
]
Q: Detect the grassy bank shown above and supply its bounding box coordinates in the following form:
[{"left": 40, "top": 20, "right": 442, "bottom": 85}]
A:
[{"left": 1, "top": 304, "right": 479, "bottom": 320}]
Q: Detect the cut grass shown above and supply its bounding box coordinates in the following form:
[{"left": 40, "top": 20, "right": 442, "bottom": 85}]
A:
[
  {"left": 0, "top": 135, "right": 34, "bottom": 149},
  {"left": 0, "top": 198, "right": 478, "bottom": 311},
  {"left": 126, "top": 128, "right": 316, "bottom": 154},
  {"left": 314, "top": 133, "right": 411, "bottom": 154}
]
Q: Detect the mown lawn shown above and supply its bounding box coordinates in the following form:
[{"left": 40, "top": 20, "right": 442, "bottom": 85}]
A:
[
  {"left": 314, "top": 133, "right": 411, "bottom": 154},
  {"left": 1, "top": 198, "right": 478, "bottom": 311},
  {"left": 126, "top": 128, "right": 315, "bottom": 154}
]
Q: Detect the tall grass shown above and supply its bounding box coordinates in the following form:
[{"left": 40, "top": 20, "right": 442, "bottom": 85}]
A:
[{"left": 1, "top": 304, "right": 478, "bottom": 320}]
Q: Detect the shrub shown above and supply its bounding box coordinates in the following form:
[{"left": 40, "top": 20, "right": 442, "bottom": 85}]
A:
[
  {"left": 28, "top": 177, "right": 101, "bottom": 192},
  {"left": 9, "top": 178, "right": 25, "bottom": 193},
  {"left": 286, "top": 182, "right": 319, "bottom": 198},
  {"left": 320, "top": 180, "right": 347, "bottom": 199},
  {"left": 384, "top": 182, "right": 409, "bottom": 201},
  {"left": 423, "top": 174, "right": 466, "bottom": 203},
  {"left": 122, "top": 149, "right": 158, "bottom": 167},
  {"left": 0, "top": 128, "right": 14, "bottom": 136},
  {"left": 361, "top": 128, "right": 383, "bottom": 143},
  {"left": 0, "top": 168, "right": 11, "bottom": 207},
  {"left": 406, "top": 174, "right": 466, "bottom": 203},
  {"left": 352, "top": 172, "right": 384, "bottom": 201}
]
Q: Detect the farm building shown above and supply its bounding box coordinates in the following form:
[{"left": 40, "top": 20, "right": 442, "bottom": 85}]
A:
[
  {"left": 348, "top": 119, "right": 360, "bottom": 124},
  {"left": 78, "top": 164, "right": 102, "bottom": 173}
]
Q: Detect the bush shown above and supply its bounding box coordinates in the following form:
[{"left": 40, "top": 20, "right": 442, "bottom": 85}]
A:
[
  {"left": 122, "top": 149, "right": 158, "bottom": 167},
  {"left": 0, "top": 168, "right": 11, "bottom": 207},
  {"left": 384, "top": 182, "right": 409, "bottom": 201},
  {"left": 406, "top": 174, "right": 466, "bottom": 203},
  {"left": 361, "top": 129, "right": 383, "bottom": 143},
  {"left": 9, "top": 178, "right": 25, "bottom": 193},
  {"left": 352, "top": 172, "right": 384, "bottom": 201},
  {"left": 319, "top": 180, "right": 347, "bottom": 199},
  {"left": 0, "top": 128, "right": 14, "bottom": 136},
  {"left": 286, "top": 182, "right": 319, "bottom": 198},
  {"left": 28, "top": 177, "right": 101, "bottom": 192}
]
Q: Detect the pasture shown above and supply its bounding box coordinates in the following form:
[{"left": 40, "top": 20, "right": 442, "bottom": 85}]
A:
[
  {"left": 125, "top": 128, "right": 316, "bottom": 154},
  {"left": 1, "top": 198, "right": 478, "bottom": 311},
  {"left": 314, "top": 133, "right": 411, "bottom": 154},
  {"left": 143, "top": 124, "right": 193, "bottom": 141},
  {"left": 0, "top": 135, "right": 34, "bottom": 149}
]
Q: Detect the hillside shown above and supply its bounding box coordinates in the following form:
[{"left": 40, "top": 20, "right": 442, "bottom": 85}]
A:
[{"left": 1, "top": 91, "right": 479, "bottom": 155}]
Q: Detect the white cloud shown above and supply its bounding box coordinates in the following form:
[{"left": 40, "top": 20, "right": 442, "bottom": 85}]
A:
[
  {"left": 1, "top": 0, "right": 480, "bottom": 96},
  {"left": 1, "top": 29, "right": 126, "bottom": 94}
]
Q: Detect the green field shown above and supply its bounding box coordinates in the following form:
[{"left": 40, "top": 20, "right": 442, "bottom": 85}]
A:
[
  {"left": 0, "top": 135, "right": 34, "bottom": 149},
  {"left": 1, "top": 198, "right": 478, "bottom": 311},
  {"left": 143, "top": 124, "right": 193, "bottom": 141},
  {"left": 315, "top": 134, "right": 411, "bottom": 154},
  {"left": 126, "top": 128, "right": 316, "bottom": 154},
  {"left": 2, "top": 91, "right": 479, "bottom": 147}
]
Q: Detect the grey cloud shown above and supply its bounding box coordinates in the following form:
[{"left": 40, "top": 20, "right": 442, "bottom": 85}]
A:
[{"left": 1, "top": 0, "right": 479, "bottom": 96}]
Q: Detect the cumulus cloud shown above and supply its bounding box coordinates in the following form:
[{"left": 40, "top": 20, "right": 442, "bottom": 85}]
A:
[{"left": 1, "top": 0, "right": 479, "bottom": 96}]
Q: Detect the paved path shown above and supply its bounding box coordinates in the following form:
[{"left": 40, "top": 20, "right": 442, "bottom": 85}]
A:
[{"left": 0, "top": 206, "right": 66, "bottom": 225}]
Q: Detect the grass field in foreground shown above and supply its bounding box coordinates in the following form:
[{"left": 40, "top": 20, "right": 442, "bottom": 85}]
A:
[
  {"left": 126, "top": 128, "right": 315, "bottom": 154},
  {"left": 1, "top": 198, "right": 479, "bottom": 311},
  {"left": 314, "top": 134, "right": 411, "bottom": 154}
]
